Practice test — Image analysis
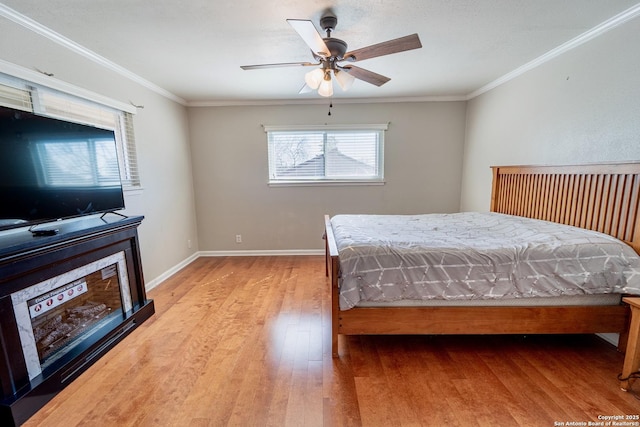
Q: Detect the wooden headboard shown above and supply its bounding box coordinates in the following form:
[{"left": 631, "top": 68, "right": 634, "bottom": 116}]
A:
[{"left": 490, "top": 163, "right": 640, "bottom": 255}]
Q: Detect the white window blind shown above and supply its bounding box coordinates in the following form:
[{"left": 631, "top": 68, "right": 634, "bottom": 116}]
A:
[
  {"left": 0, "top": 80, "right": 32, "bottom": 112},
  {"left": 266, "top": 124, "right": 386, "bottom": 184},
  {"left": 0, "top": 75, "right": 140, "bottom": 188},
  {"left": 36, "top": 89, "right": 119, "bottom": 130},
  {"left": 36, "top": 139, "right": 121, "bottom": 187},
  {"left": 118, "top": 112, "right": 140, "bottom": 187}
]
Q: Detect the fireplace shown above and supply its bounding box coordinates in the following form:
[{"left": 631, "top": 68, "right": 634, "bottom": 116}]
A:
[
  {"left": 12, "top": 251, "right": 132, "bottom": 381},
  {"left": 0, "top": 215, "right": 154, "bottom": 426}
]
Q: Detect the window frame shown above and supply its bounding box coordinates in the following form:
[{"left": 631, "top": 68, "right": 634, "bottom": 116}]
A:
[
  {"left": 264, "top": 124, "right": 387, "bottom": 186},
  {"left": 0, "top": 73, "right": 141, "bottom": 190}
]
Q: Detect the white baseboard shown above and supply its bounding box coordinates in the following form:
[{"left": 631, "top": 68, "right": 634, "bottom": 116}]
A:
[
  {"left": 144, "top": 252, "right": 199, "bottom": 292},
  {"left": 199, "top": 249, "right": 324, "bottom": 257},
  {"left": 144, "top": 249, "right": 324, "bottom": 292}
]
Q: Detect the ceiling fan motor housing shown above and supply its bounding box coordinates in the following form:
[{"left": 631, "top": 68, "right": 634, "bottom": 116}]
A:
[{"left": 323, "top": 38, "right": 348, "bottom": 59}]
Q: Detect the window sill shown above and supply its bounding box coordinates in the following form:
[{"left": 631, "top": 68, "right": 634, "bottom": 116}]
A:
[
  {"left": 123, "top": 187, "right": 144, "bottom": 196},
  {"left": 268, "top": 180, "right": 385, "bottom": 187}
]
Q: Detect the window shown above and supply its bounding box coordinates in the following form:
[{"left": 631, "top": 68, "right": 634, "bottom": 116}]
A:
[
  {"left": 34, "top": 88, "right": 140, "bottom": 188},
  {"left": 36, "top": 139, "right": 121, "bottom": 187},
  {"left": 0, "top": 74, "right": 141, "bottom": 189},
  {"left": 265, "top": 124, "right": 387, "bottom": 185}
]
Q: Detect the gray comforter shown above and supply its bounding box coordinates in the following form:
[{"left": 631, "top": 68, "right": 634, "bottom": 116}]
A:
[{"left": 331, "top": 212, "right": 640, "bottom": 310}]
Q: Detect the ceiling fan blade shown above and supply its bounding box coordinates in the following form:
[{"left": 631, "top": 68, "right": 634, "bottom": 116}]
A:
[
  {"left": 342, "top": 65, "right": 390, "bottom": 87},
  {"left": 287, "top": 19, "right": 330, "bottom": 57},
  {"left": 298, "top": 83, "right": 314, "bottom": 94},
  {"left": 343, "top": 34, "right": 422, "bottom": 62},
  {"left": 241, "top": 62, "right": 317, "bottom": 70}
]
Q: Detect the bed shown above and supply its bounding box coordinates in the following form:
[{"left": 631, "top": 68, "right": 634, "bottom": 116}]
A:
[{"left": 324, "top": 162, "right": 640, "bottom": 363}]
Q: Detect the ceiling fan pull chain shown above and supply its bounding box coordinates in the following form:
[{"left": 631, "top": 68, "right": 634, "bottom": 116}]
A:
[{"left": 328, "top": 101, "right": 333, "bottom": 116}]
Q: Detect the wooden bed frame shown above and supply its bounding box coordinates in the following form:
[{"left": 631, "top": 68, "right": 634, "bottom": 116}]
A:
[{"left": 325, "top": 162, "right": 640, "bottom": 359}]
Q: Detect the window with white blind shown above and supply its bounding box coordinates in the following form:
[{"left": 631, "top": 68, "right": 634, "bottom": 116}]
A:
[
  {"left": 36, "top": 138, "right": 121, "bottom": 187},
  {"left": 265, "top": 124, "right": 386, "bottom": 185},
  {"left": 0, "top": 74, "right": 140, "bottom": 189}
]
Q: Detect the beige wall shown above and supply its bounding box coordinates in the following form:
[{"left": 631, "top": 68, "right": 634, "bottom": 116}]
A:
[
  {"left": 188, "top": 101, "right": 467, "bottom": 251},
  {"left": 460, "top": 17, "right": 640, "bottom": 212},
  {"left": 0, "top": 17, "right": 199, "bottom": 285}
]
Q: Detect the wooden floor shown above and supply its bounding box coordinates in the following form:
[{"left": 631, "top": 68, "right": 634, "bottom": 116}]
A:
[{"left": 24, "top": 256, "right": 640, "bottom": 426}]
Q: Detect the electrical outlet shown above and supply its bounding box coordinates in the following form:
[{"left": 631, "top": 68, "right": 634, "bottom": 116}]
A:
[
  {"left": 235, "top": 234, "right": 242, "bottom": 244},
  {"left": 187, "top": 239, "right": 192, "bottom": 249}
]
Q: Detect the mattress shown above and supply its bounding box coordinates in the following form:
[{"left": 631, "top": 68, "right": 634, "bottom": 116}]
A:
[{"left": 331, "top": 212, "right": 640, "bottom": 310}]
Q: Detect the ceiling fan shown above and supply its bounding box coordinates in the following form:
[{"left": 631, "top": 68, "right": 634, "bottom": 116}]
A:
[{"left": 240, "top": 14, "right": 422, "bottom": 97}]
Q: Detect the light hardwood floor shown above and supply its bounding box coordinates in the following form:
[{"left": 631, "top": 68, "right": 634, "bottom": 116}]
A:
[{"left": 24, "top": 256, "right": 640, "bottom": 426}]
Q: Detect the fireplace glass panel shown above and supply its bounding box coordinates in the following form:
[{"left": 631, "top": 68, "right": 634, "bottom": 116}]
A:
[{"left": 27, "top": 263, "right": 124, "bottom": 370}]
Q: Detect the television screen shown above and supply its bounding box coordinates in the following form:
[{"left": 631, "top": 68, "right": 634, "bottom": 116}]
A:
[{"left": 0, "top": 105, "right": 125, "bottom": 232}]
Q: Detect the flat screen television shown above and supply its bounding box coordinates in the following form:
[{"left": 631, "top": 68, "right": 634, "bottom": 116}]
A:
[{"left": 0, "top": 105, "right": 126, "bottom": 233}]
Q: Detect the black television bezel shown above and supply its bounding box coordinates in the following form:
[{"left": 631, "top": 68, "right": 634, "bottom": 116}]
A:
[{"left": 0, "top": 106, "right": 126, "bottom": 233}]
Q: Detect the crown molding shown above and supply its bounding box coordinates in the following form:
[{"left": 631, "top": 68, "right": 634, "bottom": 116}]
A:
[
  {"left": 0, "top": 58, "right": 138, "bottom": 113},
  {"left": 0, "top": 3, "right": 186, "bottom": 106},
  {"left": 187, "top": 94, "right": 467, "bottom": 108},
  {"left": 466, "top": 3, "right": 640, "bottom": 100},
  {"left": 2, "top": 2, "right": 639, "bottom": 106}
]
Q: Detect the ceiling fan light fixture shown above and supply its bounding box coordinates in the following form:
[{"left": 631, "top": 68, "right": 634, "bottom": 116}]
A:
[
  {"left": 334, "top": 69, "right": 355, "bottom": 91},
  {"left": 304, "top": 68, "right": 324, "bottom": 89},
  {"left": 318, "top": 74, "right": 334, "bottom": 97}
]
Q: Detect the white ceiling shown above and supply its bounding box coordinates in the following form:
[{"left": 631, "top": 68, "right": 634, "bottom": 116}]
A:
[{"left": 1, "top": 0, "right": 639, "bottom": 105}]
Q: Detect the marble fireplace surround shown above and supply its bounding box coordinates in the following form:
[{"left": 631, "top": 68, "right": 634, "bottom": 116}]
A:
[{"left": 10, "top": 251, "right": 132, "bottom": 381}]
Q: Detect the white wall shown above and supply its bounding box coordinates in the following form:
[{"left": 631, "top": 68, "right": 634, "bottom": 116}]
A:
[
  {"left": 0, "top": 16, "right": 199, "bottom": 285},
  {"left": 460, "top": 17, "right": 640, "bottom": 211},
  {"left": 188, "top": 101, "right": 467, "bottom": 251}
]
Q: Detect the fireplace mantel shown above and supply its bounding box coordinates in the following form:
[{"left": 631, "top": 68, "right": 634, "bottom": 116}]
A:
[{"left": 0, "top": 215, "right": 155, "bottom": 426}]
